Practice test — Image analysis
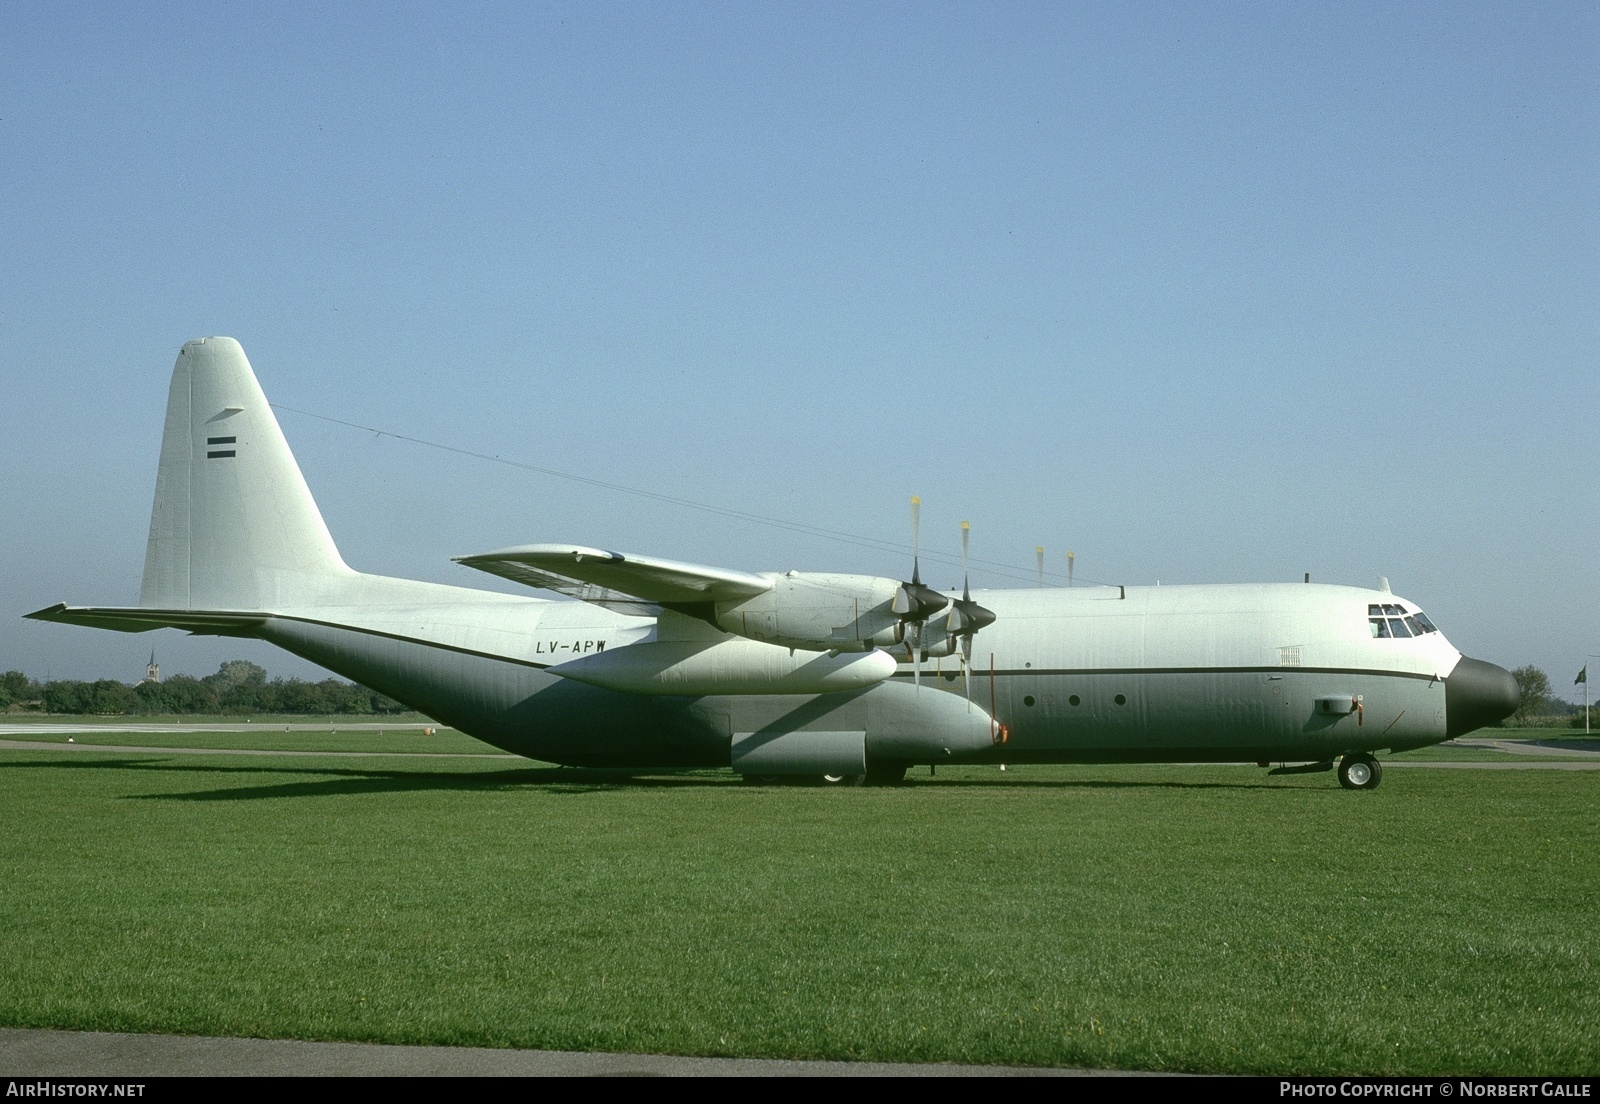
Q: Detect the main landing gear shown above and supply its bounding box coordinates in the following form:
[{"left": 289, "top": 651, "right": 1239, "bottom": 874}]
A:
[
  {"left": 1337, "top": 752, "right": 1383, "bottom": 791},
  {"left": 819, "top": 763, "right": 909, "bottom": 787},
  {"left": 744, "top": 763, "right": 911, "bottom": 787}
]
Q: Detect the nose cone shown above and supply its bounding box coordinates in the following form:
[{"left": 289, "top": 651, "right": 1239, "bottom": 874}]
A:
[{"left": 1445, "top": 656, "right": 1520, "bottom": 737}]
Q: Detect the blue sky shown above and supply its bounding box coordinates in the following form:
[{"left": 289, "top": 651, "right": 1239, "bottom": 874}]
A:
[{"left": 2, "top": 2, "right": 1595, "bottom": 690}]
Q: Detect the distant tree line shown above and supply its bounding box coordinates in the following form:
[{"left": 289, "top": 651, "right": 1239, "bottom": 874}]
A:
[
  {"left": 0, "top": 661, "right": 410, "bottom": 716},
  {"left": 1509, "top": 666, "right": 1590, "bottom": 729}
]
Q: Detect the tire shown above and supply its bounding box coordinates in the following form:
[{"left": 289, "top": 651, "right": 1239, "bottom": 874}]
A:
[
  {"left": 864, "top": 762, "right": 909, "bottom": 787},
  {"left": 1337, "top": 753, "right": 1383, "bottom": 791},
  {"left": 819, "top": 773, "right": 866, "bottom": 787}
]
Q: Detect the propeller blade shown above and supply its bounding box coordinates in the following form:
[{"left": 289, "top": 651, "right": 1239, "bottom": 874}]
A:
[
  {"left": 961, "top": 520, "right": 971, "bottom": 595},
  {"left": 961, "top": 631, "right": 973, "bottom": 703},
  {"left": 891, "top": 585, "right": 913, "bottom": 616},
  {"left": 947, "top": 519, "right": 994, "bottom": 704},
  {"left": 910, "top": 495, "right": 922, "bottom": 584}
]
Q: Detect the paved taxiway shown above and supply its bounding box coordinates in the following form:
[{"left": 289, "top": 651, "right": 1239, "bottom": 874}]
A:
[{"left": 0, "top": 1028, "right": 1114, "bottom": 1077}]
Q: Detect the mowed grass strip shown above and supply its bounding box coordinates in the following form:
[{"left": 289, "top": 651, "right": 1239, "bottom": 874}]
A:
[
  {"left": 0, "top": 750, "right": 1593, "bottom": 1074},
  {"left": 1383, "top": 745, "right": 1592, "bottom": 762}
]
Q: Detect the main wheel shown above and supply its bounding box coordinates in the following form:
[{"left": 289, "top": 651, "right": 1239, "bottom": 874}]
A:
[
  {"left": 864, "top": 762, "right": 909, "bottom": 787},
  {"left": 1337, "top": 753, "right": 1383, "bottom": 791},
  {"left": 819, "top": 773, "right": 866, "bottom": 786}
]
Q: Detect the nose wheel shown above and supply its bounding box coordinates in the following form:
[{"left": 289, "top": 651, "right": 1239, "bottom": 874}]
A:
[{"left": 1337, "top": 753, "right": 1383, "bottom": 791}]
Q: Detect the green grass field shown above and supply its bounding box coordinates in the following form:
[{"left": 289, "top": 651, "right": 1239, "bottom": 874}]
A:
[{"left": 0, "top": 739, "right": 1594, "bottom": 1074}]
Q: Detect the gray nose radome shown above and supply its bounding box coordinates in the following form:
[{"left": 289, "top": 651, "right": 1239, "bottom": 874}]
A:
[{"left": 1445, "top": 657, "right": 1521, "bottom": 737}]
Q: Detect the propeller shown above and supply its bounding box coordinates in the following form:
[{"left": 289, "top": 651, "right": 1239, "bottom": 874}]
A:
[
  {"left": 891, "top": 496, "right": 950, "bottom": 690},
  {"left": 946, "top": 521, "right": 997, "bottom": 701}
]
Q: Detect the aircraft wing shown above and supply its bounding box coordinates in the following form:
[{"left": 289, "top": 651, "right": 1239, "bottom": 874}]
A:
[
  {"left": 454, "top": 545, "right": 774, "bottom": 608},
  {"left": 25, "top": 605, "right": 267, "bottom": 635},
  {"left": 449, "top": 558, "right": 662, "bottom": 616}
]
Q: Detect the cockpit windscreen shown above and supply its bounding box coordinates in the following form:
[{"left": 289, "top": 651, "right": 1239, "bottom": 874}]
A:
[{"left": 1369, "top": 603, "right": 1438, "bottom": 639}]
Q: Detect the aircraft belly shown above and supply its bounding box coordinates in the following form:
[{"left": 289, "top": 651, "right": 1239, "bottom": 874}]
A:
[
  {"left": 993, "top": 671, "right": 1277, "bottom": 751},
  {"left": 986, "top": 667, "right": 1448, "bottom": 761},
  {"left": 257, "top": 618, "right": 727, "bottom": 768}
]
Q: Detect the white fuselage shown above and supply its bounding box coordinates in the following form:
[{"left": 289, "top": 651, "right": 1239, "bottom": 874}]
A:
[{"left": 238, "top": 573, "right": 1461, "bottom": 767}]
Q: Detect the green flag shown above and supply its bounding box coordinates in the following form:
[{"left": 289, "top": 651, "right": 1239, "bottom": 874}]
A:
[{"left": 1578, "top": 666, "right": 1588, "bottom": 686}]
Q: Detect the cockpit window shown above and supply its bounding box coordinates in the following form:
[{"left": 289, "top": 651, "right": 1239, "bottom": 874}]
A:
[{"left": 1368, "top": 603, "right": 1438, "bottom": 639}]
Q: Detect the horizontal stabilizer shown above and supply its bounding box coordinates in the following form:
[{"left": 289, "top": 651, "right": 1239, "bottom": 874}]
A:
[
  {"left": 26, "top": 604, "right": 267, "bottom": 636},
  {"left": 455, "top": 545, "right": 772, "bottom": 605}
]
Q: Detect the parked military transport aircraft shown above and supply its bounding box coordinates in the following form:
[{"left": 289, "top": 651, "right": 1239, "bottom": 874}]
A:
[{"left": 29, "top": 338, "right": 1519, "bottom": 789}]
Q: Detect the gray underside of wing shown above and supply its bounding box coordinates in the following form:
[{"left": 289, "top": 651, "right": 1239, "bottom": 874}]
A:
[
  {"left": 454, "top": 544, "right": 773, "bottom": 613},
  {"left": 25, "top": 605, "right": 269, "bottom": 635},
  {"left": 451, "top": 559, "right": 662, "bottom": 616}
]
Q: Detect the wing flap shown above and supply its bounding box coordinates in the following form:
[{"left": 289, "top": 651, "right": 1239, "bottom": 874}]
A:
[{"left": 455, "top": 545, "right": 773, "bottom": 606}]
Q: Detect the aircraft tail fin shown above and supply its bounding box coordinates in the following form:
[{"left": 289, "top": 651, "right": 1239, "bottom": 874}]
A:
[{"left": 139, "top": 337, "right": 354, "bottom": 611}]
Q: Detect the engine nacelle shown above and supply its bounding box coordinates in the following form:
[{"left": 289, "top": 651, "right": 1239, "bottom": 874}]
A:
[
  {"left": 711, "top": 572, "right": 926, "bottom": 652},
  {"left": 729, "top": 680, "right": 1005, "bottom": 776}
]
